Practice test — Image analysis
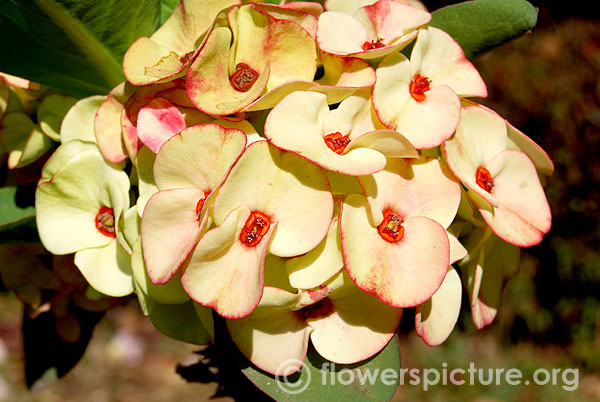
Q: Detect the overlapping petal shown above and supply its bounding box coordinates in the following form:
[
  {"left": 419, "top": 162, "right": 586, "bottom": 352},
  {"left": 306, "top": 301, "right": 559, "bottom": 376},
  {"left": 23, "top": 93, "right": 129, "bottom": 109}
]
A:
[
  {"left": 140, "top": 124, "right": 247, "bottom": 283},
  {"left": 227, "top": 270, "right": 402, "bottom": 375},
  {"left": 213, "top": 140, "right": 333, "bottom": 257},
  {"left": 415, "top": 266, "right": 461, "bottom": 346},
  {"left": 410, "top": 27, "right": 487, "bottom": 98},
  {"left": 60, "top": 95, "right": 104, "bottom": 144}
]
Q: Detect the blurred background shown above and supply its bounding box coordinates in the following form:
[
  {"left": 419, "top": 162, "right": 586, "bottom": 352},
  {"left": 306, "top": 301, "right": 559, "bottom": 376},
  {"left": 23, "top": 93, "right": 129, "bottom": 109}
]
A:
[{"left": 0, "top": 1, "right": 599, "bottom": 401}]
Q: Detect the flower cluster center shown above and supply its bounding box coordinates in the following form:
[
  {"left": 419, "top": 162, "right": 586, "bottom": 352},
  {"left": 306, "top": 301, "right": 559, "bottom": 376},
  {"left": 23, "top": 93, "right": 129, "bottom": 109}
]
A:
[
  {"left": 324, "top": 132, "right": 351, "bottom": 154},
  {"left": 409, "top": 74, "right": 431, "bottom": 102},
  {"left": 240, "top": 211, "right": 271, "bottom": 247},
  {"left": 230, "top": 63, "right": 259, "bottom": 92},
  {"left": 378, "top": 208, "right": 405, "bottom": 243},
  {"left": 95, "top": 206, "right": 116, "bottom": 238},
  {"left": 475, "top": 166, "right": 494, "bottom": 192}
]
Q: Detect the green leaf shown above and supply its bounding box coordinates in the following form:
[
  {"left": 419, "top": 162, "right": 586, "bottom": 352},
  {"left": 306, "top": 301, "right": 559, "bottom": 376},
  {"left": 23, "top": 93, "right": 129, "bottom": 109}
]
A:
[
  {"left": 160, "top": 0, "right": 180, "bottom": 24},
  {"left": 0, "top": 216, "right": 39, "bottom": 244},
  {"left": 242, "top": 336, "right": 401, "bottom": 401},
  {"left": 0, "top": 0, "right": 161, "bottom": 97},
  {"left": 0, "top": 186, "right": 35, "bottom": 226},
  {"left": 0, "top": 186, "right": 40, "bottom": 244},
  {"left": 144, "top": 295, "right": 211, "bottom": 345},
  {"left": 430, "top": 0, "right": 538, "bottom": 60}
]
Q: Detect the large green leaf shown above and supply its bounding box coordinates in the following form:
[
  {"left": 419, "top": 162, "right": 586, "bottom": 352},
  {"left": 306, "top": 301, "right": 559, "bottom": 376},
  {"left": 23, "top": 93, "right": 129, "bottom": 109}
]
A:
[
  {"left": 430, "top": 0, "right": 538, "bottom": 60},
  {"left": 0, "top": 186, "right": 35, "bottom": 226},
  {"left": 0, "top": 0, "right": 161, "bottom": 98},
  {"left": 160, "top": 0, "right": 179, "bottom": 23},
  {"left": 145, "top": 297, "right": 211, "bottom": 345},
  {"left": 243, "top": 336, "right": 401, "bottom": 401}
]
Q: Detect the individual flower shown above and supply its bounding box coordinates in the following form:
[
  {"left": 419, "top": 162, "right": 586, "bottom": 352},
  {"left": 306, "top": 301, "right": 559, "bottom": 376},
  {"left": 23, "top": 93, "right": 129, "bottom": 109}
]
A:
[
  {"left": 373, "top": 26, "right": 487, "bottom": 148},
  {"left": 179, "top": 140, "right": 333, "bottom": 318},
  {"left": 341, "top": 156, "right": 461, "bottom": 307},
  {"left": 317, "top": 0, "right": 431, "bottom": 59},
  {"left": 227, "top": 270, "right": 402, "bottom": 375},
  {"left": 186, "top": 3, "right": 318, "bottom": 115},
  {"left": 35, "top": 141, "right": 133, "bottom": 297},
  {"left": 443, "top": 105, "right": 552, "bottom": 246},
  {"left": 265, "top": 89, "right": 417, "bottom": 176}
]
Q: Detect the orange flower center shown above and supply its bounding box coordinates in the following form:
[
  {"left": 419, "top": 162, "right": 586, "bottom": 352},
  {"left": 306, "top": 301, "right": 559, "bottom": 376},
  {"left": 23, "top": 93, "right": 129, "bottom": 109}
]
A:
[
  {"left": 95, "top": 206, "right": 116, "bottom": 238},
  {"left": 230, "top": 63, "right": 259, "bottom": 92},
  {"left": 378, "top": 208, "right": 405, "bottom": 243},
  {"left": 409, "top": 74, "right": 431, "bottom": 102},
  {"left": 362, "top": 38, "right": 385, "bottom": 51},
  {"left": 475, "top": 167, "right": 494, "bottom": 192},
  {"left": 324, "top": 132, "right": 351, "bottom": 154},
  {"left": 239, "top": 211, "right": 271, "bottom": 247}
]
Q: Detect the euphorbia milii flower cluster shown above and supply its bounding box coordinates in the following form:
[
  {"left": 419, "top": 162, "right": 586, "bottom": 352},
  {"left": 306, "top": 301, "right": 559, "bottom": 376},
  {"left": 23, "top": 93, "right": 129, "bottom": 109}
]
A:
[{"left": 32, "top": 0, "right": 553, "bottom": 377}]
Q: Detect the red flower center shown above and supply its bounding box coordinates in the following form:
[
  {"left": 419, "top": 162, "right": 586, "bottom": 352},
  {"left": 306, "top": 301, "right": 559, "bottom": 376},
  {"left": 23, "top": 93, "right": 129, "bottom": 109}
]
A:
[
  {"left": 475, "top": 167, "right": 494, "bottom": 192},
  {"left": 95, "top": 206, "right": 116, "bottom": 238},
  {"left": 195, "top": 191, "right": 211, "bottom": 219},
  {"left": 378, "top": 208, "right": 405, "bottom": 243},
  {"left": 239, "top": 211, "right": 271, "bottom": 247},
  {"left": 409, "top": 74, "right": 431, "bottom": 102},
  {"left": 230, "top": 63, "right": 259, "bottom": 92},
  {"left": 179, "top": 51, "right": 194, "bottom": 64},
  {"left": 302, "top": 298, "right": 333, "bottom": 319},
  {"left": 324, "top": 132, "right": 351, "bottom": 154},
  {"left": 362, "top": 38, "right": 385, "bottom": 51}
]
